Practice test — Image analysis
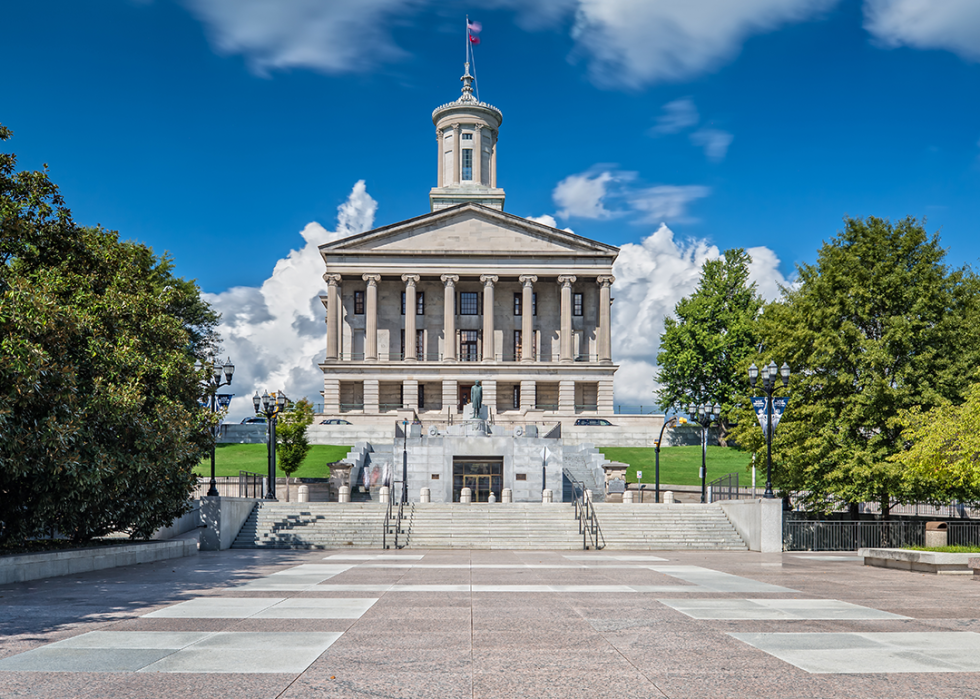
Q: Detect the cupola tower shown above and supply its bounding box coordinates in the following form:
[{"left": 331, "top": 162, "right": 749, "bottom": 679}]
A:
[{"left": 429, "top": 63, "right": 505, "bottom": 211}]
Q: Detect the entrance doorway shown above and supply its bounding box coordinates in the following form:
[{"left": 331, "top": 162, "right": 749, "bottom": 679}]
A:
[
  {"left": 453, "top": 458, "right": 503, "bottom": 502},
  {"left": 458, "top": 383, "right": 473, "bottom": 414}
]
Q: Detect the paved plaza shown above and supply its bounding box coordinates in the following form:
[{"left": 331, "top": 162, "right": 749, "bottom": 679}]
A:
[{"left": 2, "top": 548, "right": 980, "bottom": 697}]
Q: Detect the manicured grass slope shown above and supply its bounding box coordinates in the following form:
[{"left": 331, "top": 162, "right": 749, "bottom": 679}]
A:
[
  {"left": 195, "top": 444, "right": 349, "bottom": 478},
  {"left": 596, "top": 445, "right": 752, "bottom": 487}
]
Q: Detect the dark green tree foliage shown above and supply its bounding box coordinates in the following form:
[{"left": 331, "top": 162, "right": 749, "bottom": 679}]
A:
[
  {"left": 730, "top": 216, "right": 980, "bottom": 514},
  {"left": 656, "top": 249, "right": 763, "bottom": 444},
  {"left": 0, "top": 124, "right": 220, "bottom": 542},
  {"left": 276, "top": 398, "right": 314, "bottom": 502}
]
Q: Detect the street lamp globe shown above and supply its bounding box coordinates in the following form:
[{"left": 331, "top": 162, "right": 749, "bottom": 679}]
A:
[
  {"left": 748, "top": 363, "right": 759, "bottom": 385},
  {"left": 252, "top": 391, "right": 261, "bottom": 413},
  {"left": 223, "top": 358, "right": 235, "bottom": 383},
  {"left": 780, "top": 362, "right": 790, "bottom": 386}
]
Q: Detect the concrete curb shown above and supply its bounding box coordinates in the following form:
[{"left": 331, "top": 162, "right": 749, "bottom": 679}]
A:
[
  {"left": 858, "top": 547, "right": 976, "bottom": 575},
  {"left": 0, "top": 539, "right": 198, "bottom": 585}
]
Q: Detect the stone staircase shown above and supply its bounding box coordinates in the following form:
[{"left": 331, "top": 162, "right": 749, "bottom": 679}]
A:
[
  {"left": 561, "top": 446, "right": 606, "bottom": 503},
  {"left": 232, "top": 502, "right": 388, "bottom": 549},
  {"left": 231, "top": 501, "right": 748, "bottom": 551},
  {"left": 399, "top": 503, "right": 585, "bottom": 549},
  {"left": 592, "top": 503, "right": 747, "bottom": 550}
]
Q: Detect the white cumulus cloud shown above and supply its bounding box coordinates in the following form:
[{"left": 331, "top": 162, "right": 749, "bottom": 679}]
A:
[
  {"left": 184, "top": 0, "right": 416, "bottom": 76},
  {"left": 569, "top": 0, "right": 839, "bottom": 89},
  {"left": 554, "top": 170, "right": 632, "bottom": 220},
  {"left": 690, "top": 128, "right": 734, "bottom": 162},
  {"left": 610, "top": 225, "right": 788, "bottom": 406},
  {"left": 650, "top": 97, "right": 700, "bottom": 135},
  {"left": 864, "top": 0, "right": 980, "bottom": 62},
  {"left": 628, "top": 185, "right": 712, "bottom": 224},
  {"left": 206, "top": 181, "right": 377, "bottom": 420}
]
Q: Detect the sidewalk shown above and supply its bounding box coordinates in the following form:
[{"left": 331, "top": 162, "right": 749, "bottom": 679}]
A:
[{"left": 1, "top": 547, "right": 979, "bottom": 698}]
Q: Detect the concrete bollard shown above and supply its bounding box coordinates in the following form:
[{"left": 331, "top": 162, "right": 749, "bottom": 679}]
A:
[
  {"left": 488, "top": 493, "right": 497, "bottom": 503},
  {"left": 664, "top": 490, "right": 675, "bottom": 504},
  {"left": 338, "top": 485, "right": 350, "bottom": 503},
  {"left": 542, "top": 489, "right": 553, "bottom": 504},
  {"left": 298, "top": 485, "right": 309, "bottom": 503},
  {"left": 502, "top": 488, "right": 512, "bottom": 503},
  {"left": 925, "top": 521, "right": 948, "bottom": 548},
  {"left": 623, "top": 490, "right": 634, "bottom": 504},
  {"left": 380, "top": 486, "right": 390, "bottom": 504},
  {"left": 420, "top": 487, "right": 430, "bottom": 503},
  {"left": 460, "top": 487, "right": 472, "bottom": 504}
]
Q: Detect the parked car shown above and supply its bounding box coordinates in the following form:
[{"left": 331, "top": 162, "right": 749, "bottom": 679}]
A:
[
  {"left": 574, "top": 418, "right": 614, "bottom": 426},
  {"left": 320, "top": 419, "right": 353, "bottom": 425},
  {"left": 241, "top": 416, "right": 268, "bottom": 425}
]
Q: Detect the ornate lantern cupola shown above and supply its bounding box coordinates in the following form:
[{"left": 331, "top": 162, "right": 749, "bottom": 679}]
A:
[{"left": 430, "top": 62, "right": 505, "bottom": 212}]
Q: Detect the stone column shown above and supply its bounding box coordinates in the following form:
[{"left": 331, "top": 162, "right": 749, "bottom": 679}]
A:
[
  {"left": 441, "top": 274, "right": 458, "bottom": 362},
  {"left": 473, "top": 125, "right": 483, "bottom": 185},
  {"left": 597, "top": 275, "right": 615, "bottom": 364},
  {"left": 452, "top": 123, "right": 461, "bottom": 185},
  {"left": 520, "top": 380, "right": 535, "bottom": 412},
  {"left": 403, "top": 378, "right": 419, "bottom": 410},
  {"left": 323, "top": 274, "right": 341, "bottom": 362},
  {"left": 363, "top": 274, "right": 381, "bottom": 361},
  {"left": 436, "top": 128, "right": 444, "bottom": 187},
  {"left": 519, "top": 275, "right": 536, "bottom": 362},
  {"left": 559, "top": 379, "right": 575, "bottom": 414},
  {"left": 364, "top": 379, "right": 380, "bottom": 414},
  {"left": 558, "top": 275, "right": 576, "bottom": 363},
  {"left": 402, "top": 274, "right": 419, "bottom": 362},
  {"left": 480, "top": 275, "right": 498, "bottom": 362},
  {"left": 490, "top": 131, "right": 497, "bottom": 187}
]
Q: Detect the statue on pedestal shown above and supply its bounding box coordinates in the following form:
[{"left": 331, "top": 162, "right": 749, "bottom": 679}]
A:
[{"left": 471, "top": 380, "right": 483, "bottom": 416}]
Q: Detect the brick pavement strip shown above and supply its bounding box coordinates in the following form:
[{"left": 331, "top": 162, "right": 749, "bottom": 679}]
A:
[{"left": 1, "top": 548, "right": 979, "bottom": 697}]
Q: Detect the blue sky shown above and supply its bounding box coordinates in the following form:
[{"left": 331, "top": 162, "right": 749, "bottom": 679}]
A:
[{"left": 5, "top": 0, "right": 980, "bottom": 413}]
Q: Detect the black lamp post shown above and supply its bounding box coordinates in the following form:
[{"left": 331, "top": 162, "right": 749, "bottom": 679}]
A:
[
  {"left": 748, "top": 360, "right": 790, "bottom": 499},
  {"left": 200, "top": 357, "right": 234, "bottom": 497},
  {"left": 402, "top": 418, "right": 409, "bottom": 504},
  {"left": 654, "top": 415, "right": 686, "bottom": 503},
  {"left": 254, "top": 390, "right": 287, "bottom": 500},
  {"left": 687, "top": 402, "right": 721, "bottom": 503}
]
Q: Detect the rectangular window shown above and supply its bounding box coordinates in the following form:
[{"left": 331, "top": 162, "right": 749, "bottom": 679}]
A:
[
  {"left": 354, "top": 290, "right": 365, "bottom": 315},
  {"left": 514, "top": 329, "right": 522, "bottom": 360},
  {"left": 431, "top": 473, "right": 440, "bottom": 480},
  {"left": 461, "top": 133, "right": 473, "bottom": 140},
  {"left": 514, "top": 292, "right": 521, "bottom": 316},
  {"left": 460, "top": 292, "right": 479, "bottom": 315},
  {"left": 401, "top": 291, "right": 405, "bottom": 315},
  {"left": 417, "top": 329, "right": 424, "bottom": 361},
  {"left": 461, "top": 330, "right": 479, "bottom": 361},
  {"left": 461, "top": 149, "right": 473, "bottom": 181},
  {"left": 418, "top": 384, "right": 425, "bottom": 409},
  {"left": 516, "top": 473, "right": 527, "bottom": 481},
  {"left": 532, "top": 292, "right": 537, "bottom": 316},
  {"left": 417, "top": 292, "right": 424, "bottom": 315},
  {"left": 573, "top": 292, "right": 583, "bottom": 316},
  {"left": 513, "top": 385, "right": 520, "bottom": 409}
]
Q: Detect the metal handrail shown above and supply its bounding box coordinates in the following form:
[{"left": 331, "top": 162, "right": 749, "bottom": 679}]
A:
[
  {"left": 382, "top": 487, "right": 394, "bottom": 549},
  {"left": 563, "top": 468, "right": 604, "bottom": 550},
  {"left": 239, "top": 470, "right": 264, "bottom": 498}
]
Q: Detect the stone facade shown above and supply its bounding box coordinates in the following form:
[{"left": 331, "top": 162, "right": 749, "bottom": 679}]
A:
[{"left": 317, "top": 64, "right": 619, "bottom": 426}]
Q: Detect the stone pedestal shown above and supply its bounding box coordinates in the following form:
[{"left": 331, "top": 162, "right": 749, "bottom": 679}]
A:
[
  {"left": 460, "top": 487, "right": 472, "bottom": 504},
  {"left": 502, "top": 488, "right": 512, "bottom": 503},
  {"left": 623, "top": 490, "right": 634, "bottom": 504},
  {"left": 298, "top": 485, "right": 309, "bottom": 503},
  {"left": 420, "top": 487, "right": 430, "bottom": 503},
  {"left": 488, "top": 493, "right": 497, "bottom": 503},
  {"left": 380, "top": 486, "right": 390, "bottom": 504},
  {"left": 338, "top": 485, "right": 351, "bottom": 503},
  {"left": 542, "top": 489, "right": 553, "bottom": 504},
  {"left": 664, "top": 491, "right": 675, "bottom": 504}
]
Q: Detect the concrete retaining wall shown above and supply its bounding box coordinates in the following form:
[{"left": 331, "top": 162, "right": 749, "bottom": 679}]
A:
[
  {"left": 199, "top": 497, "right": 261, "bottom": 551},
  {"left": 151, "top": 501, "right": 201, "bottom": 540},
  {"left": 0, "top": 539, "right": 198, "bottom": 585},
  {"left": 858, "top": 548, "right": 976, "bottom": 575},
  {"left": 718, "top": 498, "right": 783, "bottom": 553}
]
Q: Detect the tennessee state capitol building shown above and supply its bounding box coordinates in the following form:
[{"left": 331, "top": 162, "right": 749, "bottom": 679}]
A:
[{"left": 317, "top": 65, "right": 619, "bottom": 425}]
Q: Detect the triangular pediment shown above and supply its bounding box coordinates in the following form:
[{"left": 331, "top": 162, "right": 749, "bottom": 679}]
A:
[{"left": 320, "top": 203, "right": 618, "bottom": 257}]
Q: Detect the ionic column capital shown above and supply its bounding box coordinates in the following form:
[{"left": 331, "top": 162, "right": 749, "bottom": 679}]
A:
[
  {"left": 474, "top": 124, "right": 483, "bottom": 133},
  {"left": 480, "top": 274, "right": 499, "bottom": 288},
  {"left": 323, "top": 273, "right": 342, "bottom": 287},
  {"left": 451, "top": 122, "right": 461, "bottom": 132},
  {"left": 441, "top": 274, "right": 459, "bottom": 288},
  {"left": 401, "top": 274, "right": 420, "bottom": 287},
  {"left": 362, "top": 274, "right": 381, "bottom": 286},
  {"left": 519, "top": 275, "right": 537, "bottom": 287},
  {"left": 558, "top": 275, "right": 577, "bottom": 288},
  {"left": 596, "top": 275, "right": 615, "bottom": 288}
]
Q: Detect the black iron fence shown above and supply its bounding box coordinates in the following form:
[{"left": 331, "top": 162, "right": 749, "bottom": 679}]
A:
[
  {"left": 783, "top": 520, "right": 980, "bottom": 551},
  {"left": 707, "top": 472, "right": 755, "bottom": 502},
  {"left": 239, "top": 470, "right": 264, "bottom": 498}
]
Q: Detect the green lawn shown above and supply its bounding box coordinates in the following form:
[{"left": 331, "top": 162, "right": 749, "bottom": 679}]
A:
[
  {"left": 195, "top": 444, "right": 350, "bottom": 478},
  {"left": 596, "top": 445, "right": 753, "bottom": 487},
  {"left": 907, "top": 545, "right": 980, "bottom": 553}
]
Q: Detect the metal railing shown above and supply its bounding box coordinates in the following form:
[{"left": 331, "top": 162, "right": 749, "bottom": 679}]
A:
[
  {"left": 564, "top": 468, "right": 604, "bottom": 550},
  {"left": 239, "top": 471, "right": 264, "bottom": 498},
  {"left": 613, "top": 405, "right": 664, "bottom": 415},
  {"left": 707, "top": 472, "right": 755, "bottom": 502},
  {"left": 948, "top": 523, "right": 980, "bottom": 547},
  {"left": 783, "top": 521, "right": 926, "bottom": 551}
]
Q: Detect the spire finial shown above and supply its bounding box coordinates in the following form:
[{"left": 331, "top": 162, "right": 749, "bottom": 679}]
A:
[{"left": 459, "top": 61, "right": 475, "bottom": 102}]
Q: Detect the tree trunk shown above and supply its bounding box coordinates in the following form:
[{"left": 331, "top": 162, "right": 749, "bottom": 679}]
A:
[
  {"left": 880, "top": 495, "right": 890, "bottom": 521},
  {"left": 717, "top": 421, "right": 729, "bottom": 448},
  {"left": 848, "top": 502, "right": 860, "bottom": 521},
  {"left": 285, "top": 475, "right": 290, "bottom": 502}
]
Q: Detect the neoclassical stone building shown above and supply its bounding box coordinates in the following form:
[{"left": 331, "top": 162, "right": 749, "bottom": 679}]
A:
[{"left": 318, "top": 67, "right": 618, "bottom": 422}]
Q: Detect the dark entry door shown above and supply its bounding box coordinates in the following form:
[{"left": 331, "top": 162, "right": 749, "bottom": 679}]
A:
[
  {"left": 453, "top": 458, "right": 503, "bottom": 502},
  {"left": 458, "top": 384, "right": 473, "bottom": 413}
]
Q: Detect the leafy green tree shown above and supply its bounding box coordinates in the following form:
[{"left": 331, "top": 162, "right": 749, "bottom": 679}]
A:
[
  {"left": 656, "top": 248, "right": 763, "bottom": 445},
  {"left": 891, "top": 385, "right": 980, "bottom": 505},
  {"left": 0, "top": 123, "right": 220, "bottom": 543},
  {"left": 276, "top": 398, "right": 314, "bottom": 502},
  {"left": 729, "top": 216, "right": 980, "bottom": 515}
]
